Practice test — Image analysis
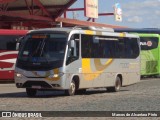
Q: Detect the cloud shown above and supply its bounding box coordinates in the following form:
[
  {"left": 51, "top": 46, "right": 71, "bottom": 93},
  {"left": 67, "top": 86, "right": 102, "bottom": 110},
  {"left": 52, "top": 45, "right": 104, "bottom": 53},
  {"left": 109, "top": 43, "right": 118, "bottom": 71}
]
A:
[
  {"left": 123, "top": 10, "right": 148, "bottom": 17},
  {"left": 123, "top": 0, "right": 160, "bottom": 10},
  {"left": 127, "top": 16, "right": 143, "bottom": 23},
  {"left": 155, "top": 10, "right": 160, "bottom": 15},
  {"left": 122, "top": 0, "right": 160, "bottom": 27}
]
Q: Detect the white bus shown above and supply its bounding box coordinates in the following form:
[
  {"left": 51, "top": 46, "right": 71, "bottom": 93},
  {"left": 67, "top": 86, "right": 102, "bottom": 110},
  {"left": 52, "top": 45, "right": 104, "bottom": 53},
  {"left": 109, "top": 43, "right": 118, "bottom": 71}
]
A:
[{"left": 15, "top": 27, "right": 140, "bottom": 97}]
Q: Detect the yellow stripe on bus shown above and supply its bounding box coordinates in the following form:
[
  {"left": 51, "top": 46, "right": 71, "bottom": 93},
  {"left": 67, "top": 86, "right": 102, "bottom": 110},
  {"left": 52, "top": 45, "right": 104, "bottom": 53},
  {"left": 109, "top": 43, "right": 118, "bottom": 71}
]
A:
[
  {"left": 119, "top": 33, "right": 126, "bottom": 37},
  {"left": 82, "top": 58, "right": 113, "bottom": 80},
  {"left": 85, "top": 30, "right": 94, "bottom": 35}
]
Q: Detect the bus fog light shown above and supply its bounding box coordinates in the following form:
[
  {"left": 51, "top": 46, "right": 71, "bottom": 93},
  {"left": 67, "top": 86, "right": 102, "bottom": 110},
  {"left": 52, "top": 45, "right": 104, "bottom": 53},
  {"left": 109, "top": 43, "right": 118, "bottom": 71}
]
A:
[{"left": 16, "top": 83, "right": 23, "bottom": 88}]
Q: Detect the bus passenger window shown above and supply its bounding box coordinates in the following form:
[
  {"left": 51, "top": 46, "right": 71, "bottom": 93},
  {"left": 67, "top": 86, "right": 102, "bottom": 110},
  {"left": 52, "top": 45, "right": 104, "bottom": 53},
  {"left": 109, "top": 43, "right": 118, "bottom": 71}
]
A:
[
  {"left": 81, "top": 35, "right": 91, "bottom": 58},
  {"left": 124, "top": 38, "right": 140, "bottom": 58}
]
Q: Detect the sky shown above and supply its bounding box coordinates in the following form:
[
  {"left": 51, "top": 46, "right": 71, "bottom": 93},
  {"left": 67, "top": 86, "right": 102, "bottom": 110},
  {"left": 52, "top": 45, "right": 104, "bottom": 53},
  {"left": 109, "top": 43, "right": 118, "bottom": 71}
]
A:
[{"left": 66, "top": 0, "right": 160, "bottom": 28}]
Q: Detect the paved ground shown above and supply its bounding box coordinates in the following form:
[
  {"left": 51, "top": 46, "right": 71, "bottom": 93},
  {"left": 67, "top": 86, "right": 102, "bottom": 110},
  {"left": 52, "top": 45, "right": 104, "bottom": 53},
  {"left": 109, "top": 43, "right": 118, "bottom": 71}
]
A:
[{"left": 0, "top": 78, "right": 160, "bottom": 119}]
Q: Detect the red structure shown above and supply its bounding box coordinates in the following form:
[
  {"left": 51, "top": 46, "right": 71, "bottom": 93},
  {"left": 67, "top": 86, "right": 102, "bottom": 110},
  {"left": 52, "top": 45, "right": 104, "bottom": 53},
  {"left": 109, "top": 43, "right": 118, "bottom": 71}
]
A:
[{"left": 0, "top": 0, "right": 126, "bottom": 29}]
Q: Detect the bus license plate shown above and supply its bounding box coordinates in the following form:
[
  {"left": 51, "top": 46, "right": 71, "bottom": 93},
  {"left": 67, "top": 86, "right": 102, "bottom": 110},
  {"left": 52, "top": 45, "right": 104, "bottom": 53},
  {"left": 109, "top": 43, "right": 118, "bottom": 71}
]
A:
[{"left": 32, "top": 86, "right": 41, "bottom": 89}]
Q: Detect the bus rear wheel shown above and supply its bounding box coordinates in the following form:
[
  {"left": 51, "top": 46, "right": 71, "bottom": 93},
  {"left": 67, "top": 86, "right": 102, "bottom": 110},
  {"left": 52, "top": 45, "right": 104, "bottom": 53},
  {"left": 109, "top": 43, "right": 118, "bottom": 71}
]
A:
[
  {"left": 26, "top": 88, "right": 37, "bottom": 97},
  {"left": 107, "top": 76, "right": 121, "bottom": 92},
  {"left": 65, "top": 80, "right": 76, "bottom": 96}
]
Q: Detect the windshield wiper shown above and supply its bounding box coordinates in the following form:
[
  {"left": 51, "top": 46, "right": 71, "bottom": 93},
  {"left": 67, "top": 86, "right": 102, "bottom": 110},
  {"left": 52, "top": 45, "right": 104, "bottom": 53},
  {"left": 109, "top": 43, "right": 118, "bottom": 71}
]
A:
[
  {"left": 30, "top": 42, "right": 42, "bottom": 57},
  {"left": 39, "top": 35, "right": 50, "bottom": 64}
]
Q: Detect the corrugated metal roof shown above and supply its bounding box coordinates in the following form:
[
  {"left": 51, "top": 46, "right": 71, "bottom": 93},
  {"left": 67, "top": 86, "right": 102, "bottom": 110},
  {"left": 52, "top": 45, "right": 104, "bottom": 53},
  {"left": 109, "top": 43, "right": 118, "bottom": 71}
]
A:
[
  {"left": 5, "top": 0, "right": 75, "bottom": 17},
  {"left": 0, "top": 0, "right": 76, "bottom": 28}
]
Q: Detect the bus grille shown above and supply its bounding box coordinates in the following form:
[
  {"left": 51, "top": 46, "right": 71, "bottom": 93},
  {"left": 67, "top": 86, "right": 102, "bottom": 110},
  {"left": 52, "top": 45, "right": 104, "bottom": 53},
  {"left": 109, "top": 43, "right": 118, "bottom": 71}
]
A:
[{"left": 22, "top": 81, "right": 52, "bottom": 88}]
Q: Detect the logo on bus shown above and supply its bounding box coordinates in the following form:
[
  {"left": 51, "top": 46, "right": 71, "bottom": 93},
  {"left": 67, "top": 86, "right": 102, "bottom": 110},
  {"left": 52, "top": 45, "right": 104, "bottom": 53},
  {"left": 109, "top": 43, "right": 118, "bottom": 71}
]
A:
[
  {"left": 140, "top": 41, "right": 152, "bottom": 47},
  {"left": 147, "top": 41, "right": 152, "bottom": 47}
]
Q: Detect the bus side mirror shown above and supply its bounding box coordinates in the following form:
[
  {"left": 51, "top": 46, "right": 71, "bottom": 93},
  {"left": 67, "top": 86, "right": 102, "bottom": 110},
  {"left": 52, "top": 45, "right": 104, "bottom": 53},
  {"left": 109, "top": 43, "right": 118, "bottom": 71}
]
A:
[
  {"left": 16, "top": 43, "right": 20, "bottom": 50},
  {"left": 70, "top": 40, "right": 75, "bottom": 48},
  {"left": 16, "top": 36, "right": 24, "bottom": 50}
]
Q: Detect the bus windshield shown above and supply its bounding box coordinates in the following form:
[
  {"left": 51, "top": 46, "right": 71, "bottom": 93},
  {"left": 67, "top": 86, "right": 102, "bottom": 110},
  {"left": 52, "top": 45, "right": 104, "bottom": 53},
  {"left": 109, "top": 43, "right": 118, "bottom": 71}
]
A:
[
  {"left": 140, "top": 37, "right": 158, "bottom": 50},
  {"left": 17, "top": 33, "right": 67, "bottom": 70}
]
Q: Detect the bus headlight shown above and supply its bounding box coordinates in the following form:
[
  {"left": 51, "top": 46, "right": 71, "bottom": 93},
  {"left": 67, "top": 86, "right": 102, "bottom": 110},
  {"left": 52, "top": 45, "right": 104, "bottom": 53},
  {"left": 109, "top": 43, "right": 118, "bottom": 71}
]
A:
[
  {"left": 15, "top": 73, "right": 23, "bottom": 78},
  {"left": 48, "top": 72, "right": 64, "bottom": 78}
]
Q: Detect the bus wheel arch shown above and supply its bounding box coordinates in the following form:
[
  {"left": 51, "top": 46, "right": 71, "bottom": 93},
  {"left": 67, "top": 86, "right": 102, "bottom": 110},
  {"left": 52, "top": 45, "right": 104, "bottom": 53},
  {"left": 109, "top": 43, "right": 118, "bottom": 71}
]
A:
[
  {"left": 107, "top": 74, "right": 122, "bottom": 92},
  {"left": 117, "top": 74, "right": 123, "bottom": 86},
  {"left": 65, "top": 75, "right": 80, "bottom": 96},
  {"left": 72, "top": 75, "right": 80, "bottom": 90}
]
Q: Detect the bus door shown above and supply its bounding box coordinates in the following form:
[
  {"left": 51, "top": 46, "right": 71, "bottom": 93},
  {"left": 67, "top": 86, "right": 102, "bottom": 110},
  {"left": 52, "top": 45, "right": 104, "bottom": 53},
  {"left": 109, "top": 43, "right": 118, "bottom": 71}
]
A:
[{"left": 65, "top": 34, "right": 81, "bottom": 87}]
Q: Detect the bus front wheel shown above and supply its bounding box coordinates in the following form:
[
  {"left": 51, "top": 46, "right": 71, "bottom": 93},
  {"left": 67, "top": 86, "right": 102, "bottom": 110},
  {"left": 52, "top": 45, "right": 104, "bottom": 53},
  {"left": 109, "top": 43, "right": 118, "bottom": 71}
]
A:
[
  {"left": 26, "top": 88, "right": 37, "bottom": 97},
  {"left": 107, "top": 76, "right": 121, "bottom": 92},
  {"left": 65, "top": 80, "right": 76, "bottom": 96}
]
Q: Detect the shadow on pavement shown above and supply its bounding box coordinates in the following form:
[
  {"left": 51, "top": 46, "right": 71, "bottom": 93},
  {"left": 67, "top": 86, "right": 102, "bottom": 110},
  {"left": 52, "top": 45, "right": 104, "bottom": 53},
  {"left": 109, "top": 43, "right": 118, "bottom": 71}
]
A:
[
  {"left": 141, "top": 77, "right": 160, "bottom": 81},
  {"left": 0, "top": 89, "right": 129, "bottom": 98},
  {"left": 0, "top": 92, "right": 27, "bottom": 98},
  {"left": 0, "top": 91, "right": 65, "bottom": 98},
  {"left": 84, "top": 89, "right": 129, "bottom": 95}
]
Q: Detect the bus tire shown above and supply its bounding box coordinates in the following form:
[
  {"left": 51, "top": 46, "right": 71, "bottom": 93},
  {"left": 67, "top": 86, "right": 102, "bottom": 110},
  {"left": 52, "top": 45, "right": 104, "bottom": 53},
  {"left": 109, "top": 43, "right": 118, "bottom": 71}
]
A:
[
  {"left": 65, "top": 80, "right": 76, "bottom": 96},
  {"left": 107, "top": 76, "right": 121, "bottom": 92},
  {"left": 26, "top": 88, "right": 37, "bottom": 97}
]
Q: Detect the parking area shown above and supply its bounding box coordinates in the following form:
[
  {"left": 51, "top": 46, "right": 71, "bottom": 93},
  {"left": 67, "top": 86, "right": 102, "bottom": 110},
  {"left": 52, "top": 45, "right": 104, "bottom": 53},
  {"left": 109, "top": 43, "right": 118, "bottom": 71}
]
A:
[{"left": 0, "top": 78, "right": 160, "bottom": 112}]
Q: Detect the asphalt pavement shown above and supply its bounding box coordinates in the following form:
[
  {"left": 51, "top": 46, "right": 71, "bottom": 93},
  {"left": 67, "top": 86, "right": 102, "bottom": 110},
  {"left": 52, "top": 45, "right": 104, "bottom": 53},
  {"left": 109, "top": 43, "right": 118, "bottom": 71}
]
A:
[{"left": 0, "top": 78, "right": 160, "bottom": 119}]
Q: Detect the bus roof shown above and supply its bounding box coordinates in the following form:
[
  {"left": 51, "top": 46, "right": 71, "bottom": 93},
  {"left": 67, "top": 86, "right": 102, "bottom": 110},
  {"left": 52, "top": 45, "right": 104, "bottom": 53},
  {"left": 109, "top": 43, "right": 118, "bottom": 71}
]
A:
[
  {"left": 0, "top": 29, "right": 28, "bottom": 35},
  {"left": 29, "top": 26, "right": 115, "bottom": 33},
  {"left": 28, "top": 27, "right": 73, "bottom": 34},
  {"left": 133, "top": 33, "right": 160, "bottom": 38},
  {"left": 114, "top": 28, "right": 160, "bottom": 34},
  {"left": 28, "top": 27, "right": 139, "bottom": 39}
]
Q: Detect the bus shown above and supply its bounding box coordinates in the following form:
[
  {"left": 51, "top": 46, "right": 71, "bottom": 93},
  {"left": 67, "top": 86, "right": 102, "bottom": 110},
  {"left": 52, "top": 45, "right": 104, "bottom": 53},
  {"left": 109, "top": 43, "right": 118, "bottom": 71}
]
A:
[
  {"left": 0, "top": 29, "right": 27, "bottom": 81},
  {"left": 14, "top": 27, "right": 140, "bottom": 97},
  {"left": 114, "top": 28, "right": 160, "bottom": 77}
]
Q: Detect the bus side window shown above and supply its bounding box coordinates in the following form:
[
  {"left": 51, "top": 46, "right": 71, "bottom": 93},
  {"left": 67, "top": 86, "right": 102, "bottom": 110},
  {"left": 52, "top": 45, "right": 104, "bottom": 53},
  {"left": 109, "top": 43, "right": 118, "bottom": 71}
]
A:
[
  {"left": 66, "top": 34, "right": 79, "bottom": 65},
  {"left": 116, "top": 39, "right": 125, "bottom": 58},
  {"left": 131, "top": 38, "right": 140, "bottom": 58},
  {"left": 125, "top": 38, "right": 140, "bottom": 58},
  {"left": 81, "top": 35, "right": 91, "bottom": 58}
]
